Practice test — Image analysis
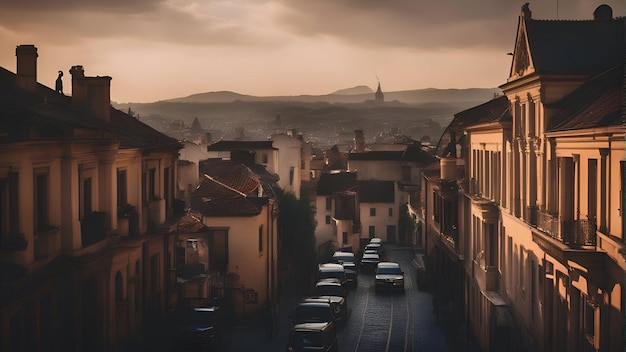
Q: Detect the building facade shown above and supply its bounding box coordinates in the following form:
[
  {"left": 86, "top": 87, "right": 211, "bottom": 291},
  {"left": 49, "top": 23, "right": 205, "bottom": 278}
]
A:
[{"left": 421, "top": 4, "right": 625, "bottom": 352}]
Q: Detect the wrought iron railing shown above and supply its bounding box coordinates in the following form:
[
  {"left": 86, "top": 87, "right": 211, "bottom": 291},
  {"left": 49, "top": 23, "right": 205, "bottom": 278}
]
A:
[
  {"left": 524, "top": 206, "right": 538, "bottom": 226},
  {"left": 536, "top": 211, "right": 597, "bottom": 246}
]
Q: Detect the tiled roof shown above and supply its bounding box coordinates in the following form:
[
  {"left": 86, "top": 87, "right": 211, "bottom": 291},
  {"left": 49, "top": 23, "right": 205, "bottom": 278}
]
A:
[
  {"left": 435, "top": 96, "right": 510, "bottom": 157},
  {"left": 548, "top": 64, "right": 623, "bottom": 131},
  {"left": 199, "top": 160, "right": 279, "bottom": 198},
  {"left": 358, "top": 180, "right": 395, "bottom": 203},
  {"left": 525, "top": 17, "right": 624, "bottom": 76},
  {"left": 207, "top": 140, "right": 276, "bottom": 151},
  {"left": 348, "top": 151, "right": 404, "bottom": 161},
  {"left": 317, "top": 172, "right": 357, "bottom": 196},
  {"left": 190, "top": 174, "right": 269, "bottom": 217},
  {"left": 111, "top": 108, "right": 181, "bottom": 149},
  {"left": 177, "top": 211, "right": 209, "bottom": 233}
]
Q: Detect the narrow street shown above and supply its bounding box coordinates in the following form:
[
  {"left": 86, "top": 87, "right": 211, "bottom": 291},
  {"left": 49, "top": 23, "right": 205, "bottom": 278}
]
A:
[{"left": 223, "top": 245, "right": 481, "bottom": 352}]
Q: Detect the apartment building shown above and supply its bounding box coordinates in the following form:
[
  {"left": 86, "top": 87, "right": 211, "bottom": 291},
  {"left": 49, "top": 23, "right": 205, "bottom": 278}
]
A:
[
  {"left": 0, "top": 45, "right": 183, "bottom": 350},
  {"left": 421, "top": 4, "right": 625, "bottom": 352}
]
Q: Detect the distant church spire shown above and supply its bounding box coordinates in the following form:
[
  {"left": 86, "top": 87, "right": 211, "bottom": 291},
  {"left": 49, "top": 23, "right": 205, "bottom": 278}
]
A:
[{"left": 375, "top": 82, "right": 384, "bottom": 103}]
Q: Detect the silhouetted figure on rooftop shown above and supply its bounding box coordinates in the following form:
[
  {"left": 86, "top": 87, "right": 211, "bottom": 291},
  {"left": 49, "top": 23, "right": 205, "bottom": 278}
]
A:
[{"left": 55, "top": 71, "right": 63, "bottom": 94}]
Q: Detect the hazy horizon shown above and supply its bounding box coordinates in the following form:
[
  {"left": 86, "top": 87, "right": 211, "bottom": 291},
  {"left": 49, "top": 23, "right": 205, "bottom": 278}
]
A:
[{"left": 1, "top": 0, "right": 622, "bottom": 103}]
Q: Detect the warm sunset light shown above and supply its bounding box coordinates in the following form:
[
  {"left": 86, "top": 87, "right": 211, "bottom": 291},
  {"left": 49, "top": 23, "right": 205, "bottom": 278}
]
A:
[{"left": 1, "top": 0, "right": 622, "bottom": 103}]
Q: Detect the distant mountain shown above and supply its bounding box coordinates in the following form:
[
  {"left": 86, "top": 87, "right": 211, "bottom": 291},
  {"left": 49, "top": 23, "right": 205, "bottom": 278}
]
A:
[
  {"left": 331, "top": 85, "right": 374, "bottom": 95},
  {"left": 156, "top": 87, "right": 502, "bottom": 105}
]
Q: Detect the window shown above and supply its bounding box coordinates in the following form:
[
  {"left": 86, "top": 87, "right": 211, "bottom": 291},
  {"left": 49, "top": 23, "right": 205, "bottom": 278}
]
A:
[
  {"left": 325, "top": 215, "right": 331, "bottom": 224},
  {"left": 342, "top": 232, "right": 348, "bottom": 243},
  {"left": 115, "top": 271, "right": 124, "bottom": 302},
  {"left": 370, "top": 208, "right": 376, "bottom": 216},
  {"left": 1, "top": 172, "right": 20, "bottom": 239},
  {"left": 79, "top": 170, "right": 93, "bottom": 219},
  {"left": 117, "top": 169, "right": 127, "bottom": 208},
  {"left": 289, "top": 167, "right": 295, "bottom": 186},
  {"left": 164, "top": 167, "right": 170, "bottom": 203},
  {"left": 369, "top": 226, "right": 375, "bottom": 237},
  {"left": 261, "top": 153, "right": 268, "bottom": 164},
  {"left": 34, "top": 169, "right": 49, "bottom": 231},
  {"left": 388, "top": 208, "right": 393, "bottom": 217},
  {"left": 325, "top": 197, "right": 332, "bottom": 211},
  {"left": 258, "top": 226, "right": 263, "bottom": 253},
  {"left": 148, "top": 168, "right": 156, "bottom": 200}
]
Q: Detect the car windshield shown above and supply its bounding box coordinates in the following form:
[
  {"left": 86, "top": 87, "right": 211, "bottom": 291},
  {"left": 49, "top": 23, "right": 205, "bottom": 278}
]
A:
[
  {"left": 377, "top": 266, "right": 401, "bottom": 275},
  {"left": 319, "top": 271, "right": 345, "bottom": 280},
  {"left": 315, "top": 285, "right": 343, "bottom": 297},
  {"left": 289, "top": 331, "right": 323, "bottom": 347},
  {"left": 176, "top": 309, "right": 217, "bottom": 324},
  {"left": 295, "top": 305, "right": 333, "bottom": 321}
]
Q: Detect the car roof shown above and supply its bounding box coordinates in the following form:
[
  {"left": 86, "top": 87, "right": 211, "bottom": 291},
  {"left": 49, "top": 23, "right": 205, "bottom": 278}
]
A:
[
  {"left": 377, "top": 262, "right": 400, "bottom": 269},
  {"left": 333, "top": 251, "right": 354, "bottom": 257},
  {"left": 299, "top": 296, "right": 332, "bottom": 304},
  {"left": 319, "top": 263, "right": 344, "bottom": 270},
  {"left": 291, "top": 322, "right": 332, "bottom": 331},
  {"left": 369, "top": 237, "right": 382, "bottom": 243},
  {"left": 316, "top": 280, "right": 342, "bottom": 287},
  {"left": 362, "top": 253, "right": 380, "bottom": 259},
  {"left": 365, "top": 242, "right": 381, "bottom": 248}
]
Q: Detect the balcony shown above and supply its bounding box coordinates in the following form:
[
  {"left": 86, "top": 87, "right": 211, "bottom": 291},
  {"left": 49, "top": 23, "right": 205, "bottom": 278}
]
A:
[
  {"left": 524, "top": 206, "right": 538, "bottom": 226},
  {"left": 537, "top": 211, "right": 597, "bottom": 246}
]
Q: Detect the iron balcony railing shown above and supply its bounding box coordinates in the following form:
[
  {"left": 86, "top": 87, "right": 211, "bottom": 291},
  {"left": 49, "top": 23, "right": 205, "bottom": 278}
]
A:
[{"left": 536, "top": 211, "right": 597, "bottom": 246}]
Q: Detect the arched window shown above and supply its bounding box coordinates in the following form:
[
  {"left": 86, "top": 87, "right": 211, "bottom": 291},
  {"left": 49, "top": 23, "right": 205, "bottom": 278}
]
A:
[{"left": 115, "top": 271, "right": 124, "bottom": 302}]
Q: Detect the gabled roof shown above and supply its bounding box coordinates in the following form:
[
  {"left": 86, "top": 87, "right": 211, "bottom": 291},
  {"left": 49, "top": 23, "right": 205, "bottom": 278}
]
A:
[
  {"left": 348, "top": 151, "right": 404, "bottom": 161},
  {"left": 435, "top": 95, "right": 511, "bottom": 157},
  {"left": 207, "top": 140, "right": 276, "bottom": 151},
  {"left": 199, "top": 159, "right": 279, "bottom": 198},
  {"left": 190, "top": 174, "right": 269, "bottom": 217},
  {"left": 177, "top": 211, "right": 209, "bottom": 233},
  {"left": 317, "top": 172, "right": 357, "bottom": 196},
  {"left": 548, "top": 64, "right": 623, "bottom": 132},
  {"left": 510, "top": 4, "right": 624, "bottom": 78},
  {"left": 358, "top": 180, "right": 395, "bottom": 203}
]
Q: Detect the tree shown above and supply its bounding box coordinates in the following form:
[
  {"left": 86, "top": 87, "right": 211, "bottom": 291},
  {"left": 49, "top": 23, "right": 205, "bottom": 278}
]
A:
[{"left": 277, "top": 189, "right": 317, "bottom": 289}]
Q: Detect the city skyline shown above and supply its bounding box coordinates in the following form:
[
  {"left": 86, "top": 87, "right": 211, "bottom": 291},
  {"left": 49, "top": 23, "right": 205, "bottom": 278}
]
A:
[{"left": 1, "top": 0, "right": 622, "bottom": 103}]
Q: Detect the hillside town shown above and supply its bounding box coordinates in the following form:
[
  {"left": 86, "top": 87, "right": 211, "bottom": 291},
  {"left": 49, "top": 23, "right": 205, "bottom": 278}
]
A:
[{"left": 0, "top": 3, "right": 625, "bottom": 352}]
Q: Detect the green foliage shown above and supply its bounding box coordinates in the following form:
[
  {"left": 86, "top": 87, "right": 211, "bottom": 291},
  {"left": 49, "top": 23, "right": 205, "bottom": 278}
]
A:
[{"left": 277, "top": 189, "right": 318, "bottom": 278}]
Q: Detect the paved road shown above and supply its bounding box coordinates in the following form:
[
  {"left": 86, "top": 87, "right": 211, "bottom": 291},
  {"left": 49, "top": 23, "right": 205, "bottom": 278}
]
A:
[{"left": 223, "top": 245, "right": 481, "bottom": 352}]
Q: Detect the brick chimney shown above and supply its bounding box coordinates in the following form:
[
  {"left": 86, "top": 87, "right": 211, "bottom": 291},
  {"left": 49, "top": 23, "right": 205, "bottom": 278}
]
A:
[
  {"left": 15, "top": 45, "right": 38, "bottom": 92},
  {"left": 70, "top": 65, "right": 111, "bottom": 123}
]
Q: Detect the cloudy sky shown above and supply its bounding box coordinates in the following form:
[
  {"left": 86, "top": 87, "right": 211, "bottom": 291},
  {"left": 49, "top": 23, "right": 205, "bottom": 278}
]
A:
[{"left": 0, "top": 0, "right": 622, "bottom": 103}]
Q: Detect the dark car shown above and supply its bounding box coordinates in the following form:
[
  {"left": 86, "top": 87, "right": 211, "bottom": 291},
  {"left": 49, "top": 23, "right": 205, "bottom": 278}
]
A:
[
  {"left": 318, "top": 263, "right": 348, "bottom": 288},
  {"left": 287, "top": 322, "right": 338, "bottom": 352},
  {"left": 360, "top": 253, "right": 380, "bottom": 272},
  {"left": 289, "top": 297, "right": 339, "bottom": 327},
  {"left": 375, "top": 262, "right": 405, "bottom": 291},
  {"left": 171, "top": 305, "right": 225, "bottom": 350},
  {"left": 313, "top": 281, "right": 348, "bottom": 322},
  {"left": 331, "top": 251, "right": 358, "bottom": 285}
]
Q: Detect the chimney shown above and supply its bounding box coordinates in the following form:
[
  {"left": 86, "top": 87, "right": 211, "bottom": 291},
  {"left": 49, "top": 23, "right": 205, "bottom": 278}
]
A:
[
  {"left": 354, "top": 130, "right": 365, "bottom": 152},
  {"left": 440, "top": 154, "right": 457, "bottom": 181},
  {"left": 70, "top": 65, "right": 111, "bottom": 123},
  {"left": 15, "top": 45, "right": 38, "bottom": 92}
]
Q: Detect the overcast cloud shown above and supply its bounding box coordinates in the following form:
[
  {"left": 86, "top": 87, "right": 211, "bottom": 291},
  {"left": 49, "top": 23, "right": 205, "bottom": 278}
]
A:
[{"left": 0, "top": 0, "right": 622, "bottom": 102}]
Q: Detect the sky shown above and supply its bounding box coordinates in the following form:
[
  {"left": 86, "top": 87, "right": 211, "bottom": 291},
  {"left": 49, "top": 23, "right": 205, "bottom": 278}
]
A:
[{"left": 0, "top": 0, "right": 623, "bottom": 103}]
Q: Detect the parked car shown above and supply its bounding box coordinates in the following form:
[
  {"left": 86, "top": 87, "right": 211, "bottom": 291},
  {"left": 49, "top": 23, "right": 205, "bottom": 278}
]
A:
[
  {"left": 331, "top": 251, "right": 358, "bottom": 286},
  {"left": 171, "top": 305, "right": 225, "bottom": 350},
  {"left": 318, "top": 263, "right": 348, "bottom": 288},
  {"left": 375, "top": 262, "right": 405, "bottom": 291},
  {"left": 313, "top": 280, "right": 348, "bottom": 322},
  {"left": 360, "top": 253, "right": 380, "bottom": 272},
  {"left": 289, "top": 297, "right": 340, "bottom": 327},
  {"left": 369, "top": 237, "right": 382, "bottom": 244},
  {"left": 364, "top": 242, "right": 385, "bottom": 260},
  {"left": 286, "top": 322, "right": 338, "bottom": 352}
]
